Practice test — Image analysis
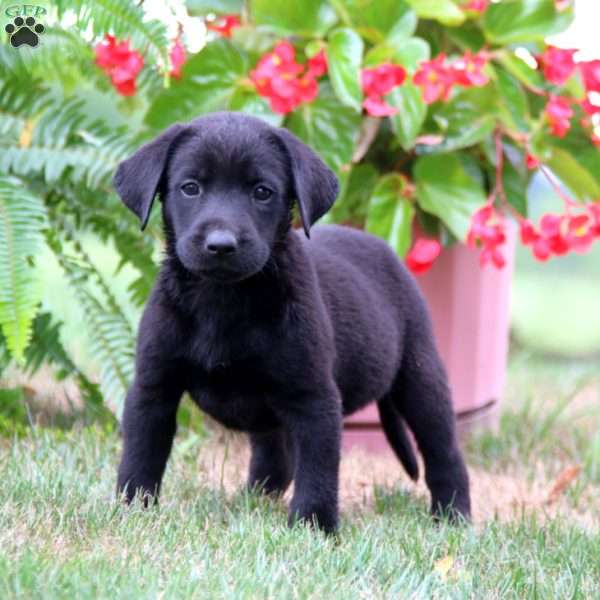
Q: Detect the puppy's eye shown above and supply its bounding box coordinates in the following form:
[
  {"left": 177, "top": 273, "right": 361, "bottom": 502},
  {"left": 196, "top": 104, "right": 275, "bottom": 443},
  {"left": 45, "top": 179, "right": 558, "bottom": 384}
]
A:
[
  {"left": 253, "top": 185, "right": 273, "bottom": 202},
  {"left": 181, "top": 182, "right": 200, "bottom": 196}
]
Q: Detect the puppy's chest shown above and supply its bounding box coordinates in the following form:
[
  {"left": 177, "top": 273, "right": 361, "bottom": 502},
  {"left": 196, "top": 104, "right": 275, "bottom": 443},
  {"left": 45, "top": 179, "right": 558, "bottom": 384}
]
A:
[
  {"left": 184, "top": 311, "right": 275, "bottom": 372},
  {"left": 181, "top": 312, "right": 284, "bottom": 432}
]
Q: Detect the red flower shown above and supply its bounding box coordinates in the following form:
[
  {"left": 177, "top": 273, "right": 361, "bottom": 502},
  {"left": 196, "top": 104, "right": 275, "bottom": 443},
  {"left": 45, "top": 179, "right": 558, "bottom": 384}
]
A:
[
  {"left": 406, "top": 239, "right": 441, "bottom": 275},
  {"left": 94, "top": 34, "right": 144, "bottom": 96},
  {"left": 452, "top": 51, "right": 489, "bottom": 87},
  {"left": 361, "top": 64, "right": 406, "bottom": 117},
  {"left": 520, "top": 219, "right": 538, "bottom": 244},
  {"left": 362, "top": 96, "right": 397, "bottom": 117},
  {"left": 463, "top": 0, "right": 488, "bottom": 13},
  {"left": 566, "top": 213, "right": 595, "bottom": 253},
  {"left": 579, "top": 59, "right": 600, "bottom": 93},
  {"left": 169, "top": 38, "right": 186, "bottom": 79},
  {"left": 480, "top": 246, "right": 506, "bottom": 268},
  {"left": 540, "top": 213, "right": 570, "bottom": 255},
  {"left": 589, "top": 203, "right": 600, "bottom": 236},
  {"left": 413, "top": 54, "right": 454, "bottom": 104},
  {"left": 206, "top": 14, "right": 240, "bottom": 38},
  {"left": 537, "top": 46, "right": 577, "bottom": 85},
  {"left": 362, "top": 64, "right": 406, "bottom": 96},
  {"left": 467, "top": 204, "right": 507, "bottom": 269},
  {"left": 525, "top": 153, "right": 540, "bottom": 170},
  {"left": 532, "top": 237, "right": 551, "bottom": 261},
  {"left": 582, "top": 96, "right": 600, "bottom": 116},
  {"left": 545, "top": 96, "right": 573, "bottom": 137},
  {"left": 250, "top": 41, "right": 322, "bottom": 114},
  {"left": 307, "top": 49, "right": 327, "bottom": 77}
]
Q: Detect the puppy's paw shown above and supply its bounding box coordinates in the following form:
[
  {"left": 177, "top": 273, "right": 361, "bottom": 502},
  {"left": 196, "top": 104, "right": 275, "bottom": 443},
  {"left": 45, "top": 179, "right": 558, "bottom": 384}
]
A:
[
  {"left": 288, "top": 498, "right": 339, "bottom": 534},
  {"left": 116, "top": 477, "right": 159, "bottom": 508},
  {"left": 431, "top": 494, "right": 471, "bottom": 524}
]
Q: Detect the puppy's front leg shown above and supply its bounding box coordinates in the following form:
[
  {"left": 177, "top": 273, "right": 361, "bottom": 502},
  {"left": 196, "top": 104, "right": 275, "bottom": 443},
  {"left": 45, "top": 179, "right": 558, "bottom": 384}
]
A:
[
  {"left": 281, "top": 388, "right": 342, "bottom": 534},
  {"left": 117, "top": 380, "right": 182, "bottom": 505}
]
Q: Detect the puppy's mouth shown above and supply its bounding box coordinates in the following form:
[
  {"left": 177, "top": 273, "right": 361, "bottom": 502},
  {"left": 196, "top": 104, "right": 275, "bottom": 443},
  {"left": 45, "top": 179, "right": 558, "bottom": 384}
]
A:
[
  {"left": 195, "top": 265, "right": 254, "bottom": 283},
  {"left": 181, "top": 258, "right": 267, "bottom": 283}
]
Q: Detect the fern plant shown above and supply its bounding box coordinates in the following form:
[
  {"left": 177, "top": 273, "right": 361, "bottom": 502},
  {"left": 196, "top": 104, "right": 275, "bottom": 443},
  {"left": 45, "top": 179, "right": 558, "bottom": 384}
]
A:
[
  {"left": 0, "top": 0, "right": 174, "bottom": 418},
  {"left": 0, "top": 176, "right": 47, "bottom": 361}
]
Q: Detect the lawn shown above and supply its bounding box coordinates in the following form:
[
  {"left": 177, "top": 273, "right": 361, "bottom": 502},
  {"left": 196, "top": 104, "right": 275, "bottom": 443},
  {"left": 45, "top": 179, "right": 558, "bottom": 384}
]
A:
[
  {"left": 1, "top": 352, "right": 599, "bottom": 599},
  {"left": 3, "top": 178, "right": 600, "bottom": 598}
]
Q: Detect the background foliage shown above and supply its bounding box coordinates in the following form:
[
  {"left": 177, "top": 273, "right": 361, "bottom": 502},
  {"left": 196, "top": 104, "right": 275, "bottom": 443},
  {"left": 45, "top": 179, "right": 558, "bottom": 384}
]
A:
[{"left": 0, "top": 0, "right": 598, "bottom": 418}]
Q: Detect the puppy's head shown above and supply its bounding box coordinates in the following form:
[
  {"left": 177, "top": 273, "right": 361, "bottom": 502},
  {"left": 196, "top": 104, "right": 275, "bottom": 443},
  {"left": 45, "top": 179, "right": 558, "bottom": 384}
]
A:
[{"left": 113, "top": 112, "right": 338, "bottom": 283}]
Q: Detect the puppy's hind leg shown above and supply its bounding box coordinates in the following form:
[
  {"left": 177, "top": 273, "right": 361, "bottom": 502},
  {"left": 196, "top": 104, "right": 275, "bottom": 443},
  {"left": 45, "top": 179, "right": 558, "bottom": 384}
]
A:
[
  {"left": 392, "top": 331, "right": 471, "bottom": 521},
  {"left": 247, "top": 430, "right": 294, "bottom": 496}
]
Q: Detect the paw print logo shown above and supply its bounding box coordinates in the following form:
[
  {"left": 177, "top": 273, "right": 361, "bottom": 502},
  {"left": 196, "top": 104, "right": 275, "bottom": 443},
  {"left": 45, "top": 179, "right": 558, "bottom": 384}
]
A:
[{"left": 5, "top": 16, "right": 45, "bottom": 48}]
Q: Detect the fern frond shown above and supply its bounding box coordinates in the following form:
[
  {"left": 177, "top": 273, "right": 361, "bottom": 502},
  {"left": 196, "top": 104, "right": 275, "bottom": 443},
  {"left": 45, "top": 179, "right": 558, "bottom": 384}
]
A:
[
  {"left": 24, "top": 311, "right": 104, "bottom": 409},
  {"left": 54, "top": 0, "right": 170, "bottom": 64},
  {"left": 0, "top": 28, "right": 92, "bottom": 88},
  {"left": 46, "top": 224, "right": 135, "bottom": 418},
  {"left": 0, "top": 176, "right": 47, "bottom": 361},
  {"left": 0, "top": 96, "right": 135, "bottom": 188}
]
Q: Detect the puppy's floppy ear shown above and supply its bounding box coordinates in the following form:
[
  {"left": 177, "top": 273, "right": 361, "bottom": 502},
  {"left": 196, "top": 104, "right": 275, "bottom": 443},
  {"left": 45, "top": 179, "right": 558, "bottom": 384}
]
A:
[
  {"left": 113, "top": 124, "right": 186, "bottom": 230},
  {"left": 275, "top": 128, "right": 339, "bottom": 238}
]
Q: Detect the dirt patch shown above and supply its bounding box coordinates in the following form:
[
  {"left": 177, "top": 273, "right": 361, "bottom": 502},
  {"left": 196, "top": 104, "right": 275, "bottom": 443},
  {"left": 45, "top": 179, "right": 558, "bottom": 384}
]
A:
[{"left": 190, "top": 427, "right": 599, "bottom": 531}]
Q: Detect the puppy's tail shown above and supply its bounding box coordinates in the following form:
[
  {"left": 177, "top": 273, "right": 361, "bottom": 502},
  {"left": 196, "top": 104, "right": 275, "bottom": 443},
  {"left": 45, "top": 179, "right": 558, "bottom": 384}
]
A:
[{"left": 377, "top": 398, "right": 419, "bottom": 481}]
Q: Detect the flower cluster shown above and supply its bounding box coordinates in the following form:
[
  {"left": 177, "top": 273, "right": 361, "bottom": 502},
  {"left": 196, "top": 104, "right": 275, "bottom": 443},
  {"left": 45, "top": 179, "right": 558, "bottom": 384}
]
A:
[
  {"left": 580, "top": 59, "right": 600, "bottom": 118},
  {"left": 361, "top": 64, "right": 406, "bottom": 116},
  {"left": 206, "top": 14, "right": 241, "bottom": 38},
  {"left": 250, "top": 42, "right": 327, "bottom": 114},
  {"left": 520, "top": 206, "right": 600, "bottom": 261},
  {"left": 537, "top": 46, "right": 576, "bottom": 85},
  {"left": 94, "top": 35, "right": 144, "bottom": 96},
  {"left": 406, "top": 239, "right": 442, "bottom": 275},
  {"left": 413, "top": 51, "right": 489, "bottom": 104},
  {"left": 545, "top": 95, "right": 573, "bottom": 137},
  {"left": 535, "top": 47, "right": 600, "bottom": 141},
  {"left": 466, "top": 204, "right": 507, "bottom": 268}
]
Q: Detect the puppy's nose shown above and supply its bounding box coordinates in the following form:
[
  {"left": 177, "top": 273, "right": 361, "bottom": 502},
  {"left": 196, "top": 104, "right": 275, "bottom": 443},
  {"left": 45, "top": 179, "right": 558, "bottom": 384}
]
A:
[{"left": 205, "top": 230, "right": 238, "bottom": 256}]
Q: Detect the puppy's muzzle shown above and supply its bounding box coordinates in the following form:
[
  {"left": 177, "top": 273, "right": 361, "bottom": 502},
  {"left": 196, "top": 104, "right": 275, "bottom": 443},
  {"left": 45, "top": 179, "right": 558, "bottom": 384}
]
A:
[{"left": 205, "top": 229, "right": 238, "bottom": 257}]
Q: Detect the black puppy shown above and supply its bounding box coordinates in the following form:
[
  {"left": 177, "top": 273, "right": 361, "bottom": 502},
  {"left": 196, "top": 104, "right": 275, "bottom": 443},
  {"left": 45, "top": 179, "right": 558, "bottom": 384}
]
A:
[{"left": 114, "top": 112, "right": 470, "bottom": 533}]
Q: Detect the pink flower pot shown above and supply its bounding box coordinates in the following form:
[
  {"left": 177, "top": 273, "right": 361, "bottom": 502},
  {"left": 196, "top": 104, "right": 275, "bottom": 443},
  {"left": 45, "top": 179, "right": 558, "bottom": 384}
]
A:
[{"left": 343, "top": 226, "right": 516, "bottom": 453}]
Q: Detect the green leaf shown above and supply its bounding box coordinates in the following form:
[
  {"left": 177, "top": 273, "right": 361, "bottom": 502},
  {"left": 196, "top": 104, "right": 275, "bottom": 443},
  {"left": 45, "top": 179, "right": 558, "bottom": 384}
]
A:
[
  {"left": 426, "top": 86, "right": 496, "bottom": 154},
  {"left": 0, "top": 176, "right": 47, "bottom": 362},
  {"left": 366, "top": 174, "right": 414, "bottom": 257},
  {"left": 483, "top": 0, "right": 574, "bottom": 44},
  {"left": 388, "top": 83, "right": 427, "bottom": 150},
  {"left": 392, "top": 37, "right": 430, "bottom": 73},
  {"left": 414, "top": 153, "right": 486, "bottom": 240},
  {"left": 405, "top": 0, "right": 465, "bottom": 26},
  {"left": 547, "top": 148, "right": 600, "bottom": 202},
  {"left": 327, "top": 163, "right": 379, "bottom": 225},
  {"left": 251, "top": 0, "right": 337, "bottom": 37},
  {"left": 326, "top": 28, "right": 363, "bottom": 111},
  {"left": 364, "top": 37, "right": 429, "bottom": 73},
  {"left": 145, "top": 40, "right": 250, "bottom": 130},
  {"left": 329, "top": 0, "right": 416, "bottom": 44},
  {"left": 286, "top": 84, "right": 361, "bottom": 172},
  {"left": 501, "top": 159, "right": 528, "bottom": 216},
  {"left": 186, "top": 0, "right": 242, "bottom": 15},
  {"left": 494, "top": 65, "right": 530, "bottom": 133},
  {"left": 229, "top": 88, "right": 284, "bottom": 127},
  {"left": 446, "top": 22, "right": 486, "bottom": 52},
  {"left": 498, "top": 52, "right": 544, "bottom": 91}
]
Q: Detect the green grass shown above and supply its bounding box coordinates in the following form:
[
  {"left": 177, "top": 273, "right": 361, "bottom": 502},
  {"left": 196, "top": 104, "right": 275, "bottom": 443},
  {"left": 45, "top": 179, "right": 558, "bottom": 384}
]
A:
[
  {"left": 1, "top": 354, "right": 600, "bottom": 599},
  {"left": 1, "top": 427, "right": 599, "bottom": 599}
]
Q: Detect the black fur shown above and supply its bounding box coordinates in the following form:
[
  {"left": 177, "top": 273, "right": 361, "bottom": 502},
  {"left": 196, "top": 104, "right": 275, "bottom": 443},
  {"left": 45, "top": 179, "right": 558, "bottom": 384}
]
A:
[{"left": 114, "top": 112, "right": 470, "bottom": 533}]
